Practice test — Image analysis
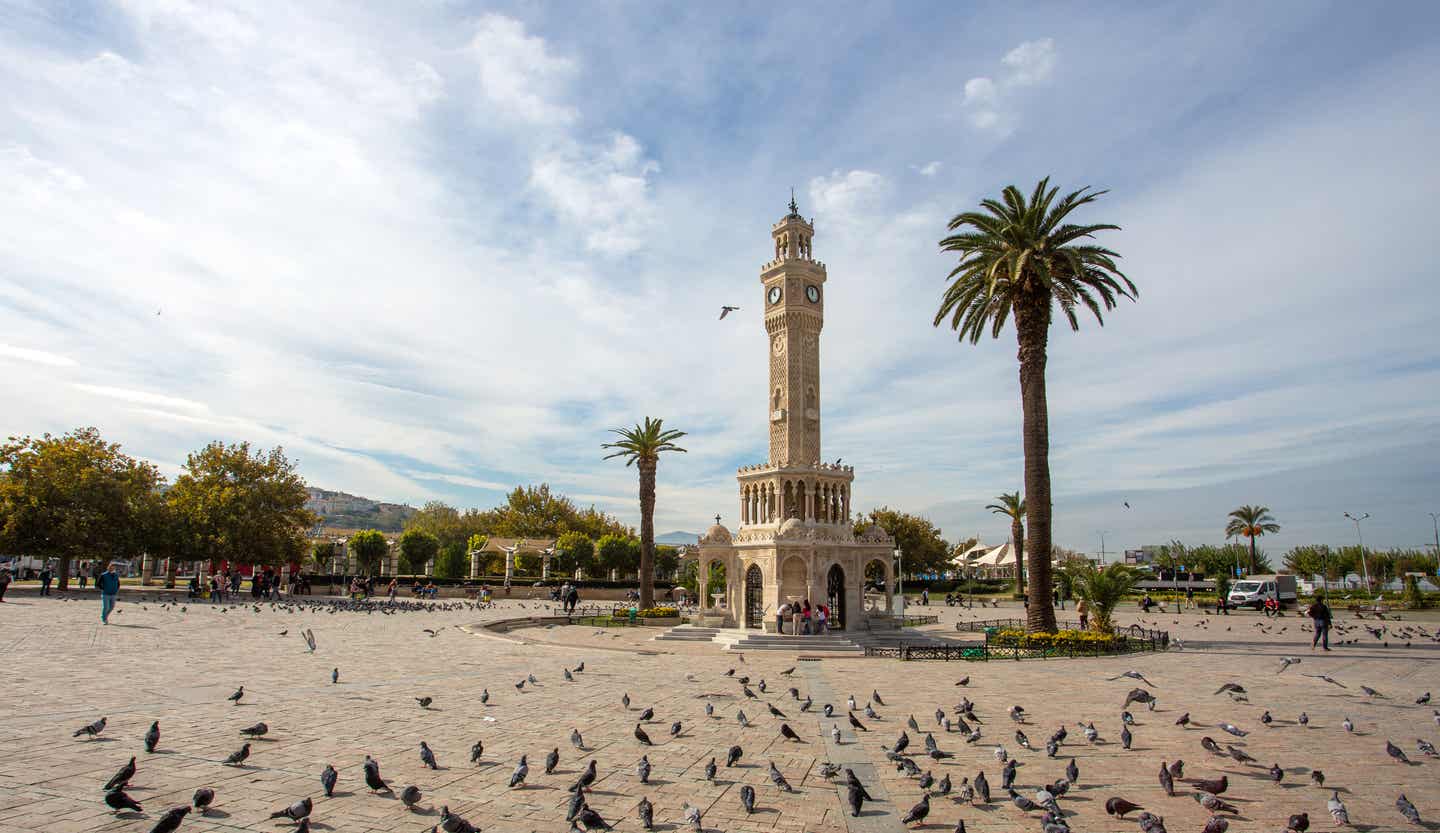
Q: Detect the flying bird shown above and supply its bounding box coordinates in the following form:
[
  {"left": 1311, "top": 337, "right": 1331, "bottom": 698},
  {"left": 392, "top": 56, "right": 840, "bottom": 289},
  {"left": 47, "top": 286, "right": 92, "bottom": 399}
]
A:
[{"left": 719, "top": 306, "right": 739, "bottom": 320}]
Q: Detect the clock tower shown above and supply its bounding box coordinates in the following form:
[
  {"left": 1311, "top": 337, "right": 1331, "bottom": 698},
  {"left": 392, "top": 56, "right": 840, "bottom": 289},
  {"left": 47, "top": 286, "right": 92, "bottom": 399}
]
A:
[{"left": 762, "top": 194, "right": 826, "bottom": 466}]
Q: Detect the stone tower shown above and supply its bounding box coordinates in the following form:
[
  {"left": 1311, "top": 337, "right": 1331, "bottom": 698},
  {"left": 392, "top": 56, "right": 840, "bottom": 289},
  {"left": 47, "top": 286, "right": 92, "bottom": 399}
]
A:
[{"left": 763, "top": 193, "right": 826, "bottom": 466}]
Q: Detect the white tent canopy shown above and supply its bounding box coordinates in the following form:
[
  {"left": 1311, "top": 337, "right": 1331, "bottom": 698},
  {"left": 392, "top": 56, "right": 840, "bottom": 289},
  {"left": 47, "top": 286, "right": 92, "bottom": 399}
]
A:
[
  {"left": 951, "top": 540, "right": 990, "bottom": 566},
  {"left": 974, "top": 542, "right": 1017, "bottom": 567}
]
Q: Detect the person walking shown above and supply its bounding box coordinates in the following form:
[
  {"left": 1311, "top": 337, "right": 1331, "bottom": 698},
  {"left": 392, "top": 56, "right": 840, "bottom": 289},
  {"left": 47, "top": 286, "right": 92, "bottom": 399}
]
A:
[
  {"left": 1076, "top": 598, "right": 1089, "bottom": 631},
  {"left": 1307, "top": 594, "right": 1332, "bottom": 651},
  {"left": 0, "top": 565, "right": 11, "bottom": 602},
  {"left": 39, "top": 564, "right": 52, "bottom": 596},
  {"left": 1185, "top": 586, "right": 1195, "bottom": 610},
  {"left": 921, "top": 588, "right": 929, "bottom": 607},
  {"left": 98, "top": 561, "right": 120, "bottom": 623},
  {"left": 387, "top": 578, "right": 398, "bottom": 602}
]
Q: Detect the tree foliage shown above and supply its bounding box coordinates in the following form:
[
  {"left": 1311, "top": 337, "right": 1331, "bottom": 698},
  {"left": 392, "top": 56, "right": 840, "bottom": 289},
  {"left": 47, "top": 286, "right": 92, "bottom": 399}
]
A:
[
  {"left": 854, "top": 507, "right": 951, "bottom": 576},
  {"left": 435, "top": 541, "right": 468, "bottom": 579},
  {"left": 167, "top": 441, "right": 315, "bottom": 569},
  {"left": 348, "top": 529, "right": 389, "bottom": 574},
  {"left": 934, "top": 178, "right": 1137, "bottom": 633},
  {"left": 596, "top": 533, "right": 640, "bottom": 578},
  {"left": 398, "top": 528, "right": 440, "bottom": 575},
  {"left": 555, "top": 531, "right": 595, "bottom": 577},
  {"left": 986, "top": 492, "right": 1026, "bottom": 594},
  {"left": 1226, "top": 505, "right": 1280, "bottom": 574},
  {"left": 0, "top": 427, "right": 163, "bottom": 589},
  {"left": 1069, "top": 562, "right": 1140, "bottom": 633}
]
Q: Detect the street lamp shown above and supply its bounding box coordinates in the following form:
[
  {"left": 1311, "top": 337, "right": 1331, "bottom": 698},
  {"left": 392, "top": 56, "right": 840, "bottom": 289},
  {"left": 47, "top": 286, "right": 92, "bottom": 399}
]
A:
[
  {"left": 1428, "top": 512, "right": 1440, "bottom": 564},
  {"left": 1098, "top": 531, "right": 1108, "bottom": 566},
  {"left": 1343, "top": 512, "right": 1371, "bottom": 591},
  {"left": 893, "top": 547, "right": 904, "bottom": 619}
]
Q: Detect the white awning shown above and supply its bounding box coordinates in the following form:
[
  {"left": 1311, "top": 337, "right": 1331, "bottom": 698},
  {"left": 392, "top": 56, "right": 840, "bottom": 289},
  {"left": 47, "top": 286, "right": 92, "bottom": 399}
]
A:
[
  {"left": 974, "top": 542, "right": 1017, "bottom": 567},
  {"left": 951, "top": 540, "right": 990, "bottom": 565}
]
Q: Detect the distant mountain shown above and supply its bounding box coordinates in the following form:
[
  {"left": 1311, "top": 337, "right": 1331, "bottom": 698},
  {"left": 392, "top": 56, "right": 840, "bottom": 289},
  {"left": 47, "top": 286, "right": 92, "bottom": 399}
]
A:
[
  {"left": 306, "top": 487, "right": 415, "bottom": 533},
  {"left": 656, "top": 530, "right": 702, "bottom": 545}
]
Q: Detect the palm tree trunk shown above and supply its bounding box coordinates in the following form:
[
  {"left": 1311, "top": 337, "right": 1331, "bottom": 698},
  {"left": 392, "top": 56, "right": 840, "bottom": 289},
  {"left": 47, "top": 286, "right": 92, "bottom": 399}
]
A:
[
  {"left": 1016, "top": 295, "right": 1058, "bottom": 633},
  {"left": 638, "top": 458, "right": 657, "bottom": 610},
  {"left": 1248, "top": 536, "right": 1257, "bottom": 575},
  {"left": 57, "top": 554, "right": 71, "bottom": 591},
  {"left": 1012, "top": 517, "right": 1025, "bottom": 597}
]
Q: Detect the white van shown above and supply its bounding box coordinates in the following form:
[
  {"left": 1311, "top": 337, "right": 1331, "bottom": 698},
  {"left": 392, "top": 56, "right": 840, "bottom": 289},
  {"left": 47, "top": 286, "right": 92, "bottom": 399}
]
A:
[{"left": 1227, "top": 574, "right": 1298, "bottom": 609}]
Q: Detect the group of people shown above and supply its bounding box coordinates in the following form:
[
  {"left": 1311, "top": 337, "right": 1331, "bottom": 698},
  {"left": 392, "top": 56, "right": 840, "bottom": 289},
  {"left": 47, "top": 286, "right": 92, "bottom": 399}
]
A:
[
  {"left": 775, "top": 599, "right": 831, "bottom": 635},
  {"left": 556, "top": 581, "right": 582, "bottom": 613}
]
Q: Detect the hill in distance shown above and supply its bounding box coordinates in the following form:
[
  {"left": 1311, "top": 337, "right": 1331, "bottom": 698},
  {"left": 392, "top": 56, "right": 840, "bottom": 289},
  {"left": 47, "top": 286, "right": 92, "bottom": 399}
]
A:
[
  {"left": 306, "top": 487, "right": 416, "bottom": 533},
  {"left": 656, "top": 530, "right": 702, "bottom": 545}
]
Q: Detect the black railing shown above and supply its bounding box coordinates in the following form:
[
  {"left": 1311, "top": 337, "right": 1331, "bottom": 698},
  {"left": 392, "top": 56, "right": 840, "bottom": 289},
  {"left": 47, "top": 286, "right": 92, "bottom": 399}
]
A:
[{"left": 869, "top": 619, "right": 1169, "bottom": 660}]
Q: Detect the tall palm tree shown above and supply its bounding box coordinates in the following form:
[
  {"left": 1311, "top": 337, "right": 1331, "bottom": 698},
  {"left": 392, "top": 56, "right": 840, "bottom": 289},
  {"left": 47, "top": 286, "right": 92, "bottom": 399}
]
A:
[
  {"left": 935, "top": 179, "right": 1137, "bottom": 632},
  {"left": 602, "top": 417, "right": 687, "bottom": 610},
  {"left": 1225, "top": 505, "right": 1279, "bottom": 575},
  {"left": 986, "top": 492, "right": 1026, "bottom": 596}
]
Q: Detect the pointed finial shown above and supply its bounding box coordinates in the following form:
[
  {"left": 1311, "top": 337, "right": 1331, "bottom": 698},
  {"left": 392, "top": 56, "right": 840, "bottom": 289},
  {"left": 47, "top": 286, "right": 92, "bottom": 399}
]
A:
[
  {"left": 788, "top": 188, "right": 798, "bottom": 216},
  {"left": 715, "top": 514, "right": 722, "bottom": 526}
]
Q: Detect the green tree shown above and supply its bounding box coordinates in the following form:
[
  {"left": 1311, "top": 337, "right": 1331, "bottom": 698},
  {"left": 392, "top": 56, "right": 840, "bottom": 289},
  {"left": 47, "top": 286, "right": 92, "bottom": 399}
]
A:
[
  {"left": 934, "top": 179, "right": 1137, "bottom": 632},
  {"left": 310, "top": 540, "right": 336, "bottom": 573},
  {"left": 349, "top": 529, "right": 389, "bottom": 575},
  {"left": 596, "top": 533, "right": 639, "bottom": 580},
  {"left": 0, "top": 427, "right": 163, "bottom": 590},
  {"left": 654, "top": 545, "right": 680, "bottom": 581},
  {"left": 602, "top": 417, "right": 687, "bottom": 607},
  {"left": 986, "top": 492, "right": 1026, "bottom": 595},
  {"left": 854, "top": 507, "right": 952, "bottom": 576},
  {"left": 436, "top": 541, "right": 468, "bottom": 579},
  {"left": 1225, "top": 505, "right": 1280, "bottom": 574},
  {"left": 1070, "top": 562, "right": 1140, "bottom": 633},
  {"left": 555, "top": 531, "right": 594, "bottom": 578},
  {"left": 167, "top": 441, "right": 315, "bottom": 569},
  {"left": 399, "top": 528, "right": 440, "bottom": 575},
  {"left": 1284, "top": 545, "right": 1330, "bottom": 578},
  {"left": 404, "top": 501, "right": 466, "bottom": 550}
]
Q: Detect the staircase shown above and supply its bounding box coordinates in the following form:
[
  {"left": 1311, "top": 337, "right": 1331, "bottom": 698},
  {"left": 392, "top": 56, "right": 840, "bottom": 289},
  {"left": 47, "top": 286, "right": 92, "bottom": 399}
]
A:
[
  {"left": 653, "top": 624, "right": 966, "bottom": 654},
  {"left": 652, "top": 626, "right": 721, "bottom": 643}
]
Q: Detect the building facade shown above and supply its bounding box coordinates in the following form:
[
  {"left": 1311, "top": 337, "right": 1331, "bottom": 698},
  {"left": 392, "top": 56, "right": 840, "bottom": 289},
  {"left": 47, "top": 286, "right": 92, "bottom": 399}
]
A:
[{"left": 695, "top": 199, "right": 896, "bottom": 630}]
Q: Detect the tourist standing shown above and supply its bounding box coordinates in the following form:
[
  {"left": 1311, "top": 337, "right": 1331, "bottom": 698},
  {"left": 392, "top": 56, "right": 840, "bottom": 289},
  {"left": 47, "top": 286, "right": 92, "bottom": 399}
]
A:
[
  {"left": 387, "top": 578, "right": 398, "bottom": 602},
  {"left": 39, "top": 564, "right": 52, "bottom": 596},
  {"left": 816, "top": 604, "right": 828, "bottom": 634},
  {"left": 0, "top": 565, "right": 11, "bottom": 602},
  {"left": 78, "top": 564, "right": 88, "bottom": 589},
  {"left": 98, "top": 561, "right": 120, "bottom": 623},
  {"left": 777, "top": 601, "right": 791, "bottom": 634},
  {"left": 1185, "top": 586, "right": 1195, "bottom": 609},
  {"left": 1307, "top": 595, "right": 1332, "bottom": 651},
  {"left": 1076, "top": 598, "right": 1089, "bottom": 630},
  {"left": 921, "top": 588, "right": 929, "bottom": 606},
  {"left": 567, "top": 584, "right": 580, "bottom": 614}
]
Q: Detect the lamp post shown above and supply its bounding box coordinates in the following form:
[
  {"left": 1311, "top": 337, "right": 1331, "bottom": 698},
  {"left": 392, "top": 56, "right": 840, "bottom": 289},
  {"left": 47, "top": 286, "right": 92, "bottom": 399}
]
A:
[
  {"left": 1343, "top": 512, "right": 1371, "bottom": 591},
  {"left": 893, "top": 547, "right": 904, "bottom": 619},
  {"left": 1429, "top": 512, "right": 1440, "bottom": 564},
  {"left": 1098, "top": 531, "right": 1108, "bottom": 566}
]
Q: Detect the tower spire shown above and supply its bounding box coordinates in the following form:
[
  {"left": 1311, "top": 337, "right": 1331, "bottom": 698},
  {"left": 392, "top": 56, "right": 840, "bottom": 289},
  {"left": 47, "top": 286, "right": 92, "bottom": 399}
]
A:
[{"left": 788, "top": 187, "right": 798, "bottom": 217}]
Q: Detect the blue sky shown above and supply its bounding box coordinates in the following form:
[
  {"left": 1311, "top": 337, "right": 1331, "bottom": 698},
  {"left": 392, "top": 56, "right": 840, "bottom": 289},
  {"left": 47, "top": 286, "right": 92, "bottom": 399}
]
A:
[{"left": 3, "top": 1, "right": 1439, "bottom": 556}]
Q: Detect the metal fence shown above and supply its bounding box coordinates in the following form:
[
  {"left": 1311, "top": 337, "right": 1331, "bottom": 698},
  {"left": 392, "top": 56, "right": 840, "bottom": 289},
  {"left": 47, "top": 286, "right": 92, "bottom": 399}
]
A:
[{"left": 867, "top": 619, "right": 1169, "bottom": 660}]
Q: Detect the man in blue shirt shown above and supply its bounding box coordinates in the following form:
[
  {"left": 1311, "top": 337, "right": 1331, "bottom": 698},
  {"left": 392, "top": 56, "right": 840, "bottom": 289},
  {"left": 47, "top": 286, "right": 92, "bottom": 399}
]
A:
[{"left": 98, "top": 561, "right": 120, "bottom": 624}]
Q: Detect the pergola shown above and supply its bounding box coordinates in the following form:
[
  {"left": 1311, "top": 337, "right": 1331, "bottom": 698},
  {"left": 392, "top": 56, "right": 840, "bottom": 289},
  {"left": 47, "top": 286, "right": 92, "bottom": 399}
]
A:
[{"left": 468, "top": 537, "right": 557, "bottom": 585}]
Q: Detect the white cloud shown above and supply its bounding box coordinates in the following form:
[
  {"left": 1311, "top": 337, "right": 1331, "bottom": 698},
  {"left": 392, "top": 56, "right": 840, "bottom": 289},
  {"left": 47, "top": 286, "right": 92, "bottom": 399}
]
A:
[
  {"left": 72, "top": 384, "right": 209, "bottom": 414},
  {"left": 1001, "top": 38, "right": 1057, "bottom": 85},
  {"left": 469, "top": 13, "right": 577, "bottom": 125},
  {"left": 807, "top": 170, "right": 888, "bottom": 222},
  {"left": 914, "top": 161, "right": 943, "bottom": 177},
  {"left": 0, "top": 343, "right": 77, "bottom": 367},
  {"left": 529, "top": 133, "right": 660, "bottom": 255}
]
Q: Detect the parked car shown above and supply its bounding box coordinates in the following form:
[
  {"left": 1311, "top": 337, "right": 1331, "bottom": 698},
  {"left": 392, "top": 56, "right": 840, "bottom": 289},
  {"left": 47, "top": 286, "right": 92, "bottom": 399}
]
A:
[{"left": 1227, "top": 574, "right": 1298, "bottom": 609}]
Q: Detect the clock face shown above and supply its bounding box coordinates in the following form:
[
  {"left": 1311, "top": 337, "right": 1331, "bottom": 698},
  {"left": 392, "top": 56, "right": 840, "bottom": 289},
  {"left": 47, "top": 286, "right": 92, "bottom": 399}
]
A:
[
  {"left": 768, "top": 285, "right": 782, "bottom": 305},
  {"left": 806, "top": 285, "right": 820, "bottom": 303}
]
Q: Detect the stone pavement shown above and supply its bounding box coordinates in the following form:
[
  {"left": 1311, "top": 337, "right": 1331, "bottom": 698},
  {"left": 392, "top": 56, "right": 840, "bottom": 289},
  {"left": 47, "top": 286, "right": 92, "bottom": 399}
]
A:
[{"left": 1, "top": 592, "right": 1437, "bottom": 833}]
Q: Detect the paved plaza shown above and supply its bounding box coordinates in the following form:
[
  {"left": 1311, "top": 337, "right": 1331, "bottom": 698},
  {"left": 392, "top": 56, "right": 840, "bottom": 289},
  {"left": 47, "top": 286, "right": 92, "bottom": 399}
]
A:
[{"left": 2, "top": 592, "right": 1438, "bottom": 833}]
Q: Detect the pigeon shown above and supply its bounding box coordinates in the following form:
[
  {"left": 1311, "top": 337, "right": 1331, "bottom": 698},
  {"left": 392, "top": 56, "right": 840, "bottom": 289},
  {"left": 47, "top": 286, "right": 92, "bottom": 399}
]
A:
[
  {"left": 1386, "top": 740, "right": 1410, "bottom": 763},
  {"left": 104, "top": 757, "right": 137, "bottom": 791},
  {"left": 1311, "top": 770, "right": 1326, "bottom": 787},
  {"left": 1121, "top": 725, "right": 1133, "bottom": 749},
  {"left": 634, "top": 724, "right": 652, "bottom": 745},
  {"left": 481, "top": 688, "right": 490, "bottom": 704},
  {"left": 1159, "top": 762, "right": 1174, "bottom": 795},
  {"left": 1109, "top": 670, "right": 1156, "bottom": 686},
  {"left": 1287, "top": 812, "right": 1310, "bottom": 832},
  {"left": 705, "top": 701, "right": 715, "bottom": 718},
  {"left": 510, "top": 755, "right": 529, "bottom": 787},
  {"left": 149, "top": 806, "right": 191, "bottom": 833},
  {"left": 683, "top": 803, "right": 702, "bottom": 832},
  {"left": 935, "top": 773, "right": 952, "bottom": 796},
  {"left": 1123, "top": 689, "right": 1156, "bottom": 709},
  {"left": 564, "top": 668, "right": 574, "bottom": 682},
  {"left": 1067, "top": 758, "right": 1080, "bottom": 783},
  {"left": 639, "top": 707, "right": 655, "bottom": 722},
  {"left": 441, "top": 805, "right": 481, "bottom": 833},
  {"left": 573, "top": 759, "right": 598, "bottom": 792},
  {"left": 740, "top": 784, "right": 756, "bottom": 814},
  {"left": 1418, "top": 738, "right": 1438, "bottom": 757},
  {"left": 1397, "top": 794, "right": 1421, "bottom": 825},
  {"left": 1328, "top": 791, "right": 1349, "bottom": 826},
  {"left": 1122, "top": 711, "right": 1135, "bottom": 726},
  {"left": 1193, "top": 792, "right": 1238, "bottom": 815},
  {"left": 849, "top": 712, "right": 869, "bottom": 731},
  {"left": 1342, "top": 717, "right": 1354, "bottom": 733},
  {"left": 268, "top": 797, "right": 312, "bottom": 821},
  {"left": 1218, "top": 722, "right": 1247, "bottom": 737},
  {"left": 894, "top": 731, "right": 911, "bottom": 754},
  {"left": 1303, "top": 674, "right": 1346, "bottom": 688},
  {"left": 1203, "top": 815, "right": 1229, "bottom": 833},
  {"left": 1298, "top": 712, "right": 1309, "bottom": 727},
  {"left": 1009, "top": 705, "right": 1027, "bottom": 723},
  {"left": 1010, "top": 788, "right": 1039, "bottom": 812},
  {"left": 575, "top": 804, "right": 614, "bottom": 832},
  {"left": 1214, "top": 683, "right": 1245, "bottom": 696},
  {"left": 824, "top": 703, "right": 835, "bottom": 717},
  {"left": 768, "top": 761, "right": 793, "bottom": 791},
  {"left": 1227, "top": 745, "right": 1255, "bottom": 764},
  {"left": 364, "top": 755, "right": 389, "bottom": 792},
  {"left": 671, "top": 721, "right": 683, "bottom": 737},
  {"left": 638, "top": 755, "right": 651, "bottom": 784},
  {"left": 1175, "top": 713, "right": 1190, "bottom": 727},
  {"left": 227, "top": 686, "right": 244, "bottom": 705},
  {"left": 726, "top": 745, "right": 742, "bottom": 767},
  {"left": 719, "top": 305, "right": 739, "bottom": 320},
  {"left": 546, "top": 748, "right": 560, "bottom": 774},
  {"left": 638, "top": 796, "right": 655, "bottom": 830},
  {"left": 704, "top": 757, "right": 717, "bottom": 781},
  {"left": 1201, "top": 736, "right": 1223, "bottom": 755},
  {"left": 144, "top": 721, "right": 160, "bottom": 753},
  {"left": 400, "top": 784, "right": 422, "bottom": 811},
  {"left": 419, "top": 741, "right": 438, "bottom": 769},
  {"left": 1278, "top": 656, "right": 1301, "bottom": 673},
  {"left": 1261, "top": 710, "right": 1272, "bottom": 726},
  {"left": 1361, "top": 685, "right": 1386, "bottom": 698},
  {"left": 74, "top": 717, "right": 107, "bottom": 738},
  {"left": 1191, "top": 775, "right": 1228, "bottom": 795},
  {"left": 919, "top": 771, "right": 935, "bottom": 790},
  {"left": 800, "top": 696, "right": 812, "bottom": 712},
  {"left": 975, "top": 770, "right": 992, "bottom": 803},
  {"left": 105, "top": 788, "right": 143, "bottom": 813},
  {"left": 736, "top": 710, "right": 750, "bottom": 727},
  {"left": 416, "top": 696, "right": 433, "bottom": 709},
  {"left": 472, "top": 740, "right": 485, "bottom": 764},
  {"left": 1269, "top": 762, "right": 1284, "bottom": 782},
  {"left": 224, "top": 743, "right": 250, "bottom": 766},
  {"left": 769, "top": 703, "right": 788, "bottom": 718},
  {"left": 902, "top": 794, "right": 931, "bottom": 825},
  {"left": 240, "top": 722, "right": 268, "bottom": 737},
  {"left": 780, "top": 723, "right": 802, "bottom": 742},
  {"left": 191, "top": 788, "right": 214, "bottom": 813},
  {"left": 331, "top": 668, "right": 338, "bottom": 684},
  {"left": 321, "top": 764, "right": 337, "bottom": 797},
  {"left": 831, "top": 723, "right": 842, "bottom": 745},
  {"left": 1418, "top": 692, "right": 1432, "bottom": 705}
]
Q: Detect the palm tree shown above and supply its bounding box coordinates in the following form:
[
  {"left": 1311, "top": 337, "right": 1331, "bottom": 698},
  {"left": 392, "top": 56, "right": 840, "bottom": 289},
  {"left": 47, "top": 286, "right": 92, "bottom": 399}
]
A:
[
  {"left": 1225, "top": 505, "right": 1280, "bottom": 574},
  {"left": 934, "top": 179, "right": 1137, "bottom": 632},
  {"left": 986, "top": 492, "right": 1026, "bottom": 596},
  {"left": 603, "top": 417, "right": 687, "bottom": 610},
  {"left": 1070, "top": 562, "right": 1140, "bottom": 634}
]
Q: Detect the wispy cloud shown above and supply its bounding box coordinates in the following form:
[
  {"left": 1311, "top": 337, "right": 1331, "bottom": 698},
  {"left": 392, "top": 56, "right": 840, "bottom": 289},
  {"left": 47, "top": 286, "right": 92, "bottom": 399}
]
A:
[
  {"left": 962, "top": 37, "right": 1058, "bottom": 134},
  {"left": 0, "top": 343, "right": 77, "bottom": 367}
]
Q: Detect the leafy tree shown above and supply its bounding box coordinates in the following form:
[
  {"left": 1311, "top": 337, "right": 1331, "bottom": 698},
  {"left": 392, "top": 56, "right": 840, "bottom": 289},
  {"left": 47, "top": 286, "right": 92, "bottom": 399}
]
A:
[
  {"left": 399, "top": 528, "right": 440, "bottom": 575},
  {"left": 602, "top": 417, "right": 687, "bottom": 607},
  {"left": 1284, "top": 545, "right": 1331, "bottom": 578},
  {"left": 555, "top": 531, "right": 594, "bottom": 578},
  {"left": 0, "top": 427, "right": 163, "bottom": 590},
  {"left": 404, "top": 501, "right": 466, "bottom": 550},
  {"left": 310, "top": 540, "right": 336, "bottom": 573},
  {"left": 1225, "top": 505, "right": 1280, "bottom": 574},
  {"left": 986, "top": 492, "right": 1026, "bottom": 595},
  {"left": 596, "top": 533, "right": 639, "bottom": 580},
  {"left": 854, "top": 507, "right": 951, "bottom": 577},
  {"left": 167, "top": 441, "right": 315, "bottom": 569},
  {"left": 349, "top": 529, "right": 389, "bottom": 575},
  {"left": 1070, "top": 562, "right": 1140, "bottom": 633},
  {"left": 493, "top": 484, "right": 579, "bottom": 538},
  {"left": 436, "top": 541, "right": 468, "bottom": 579},
  {"left": 934, "top": 179, "right": 1137, "bottom": 632},
  {"left": 654, "top": 545, "right": 680, "bottom": 581}
]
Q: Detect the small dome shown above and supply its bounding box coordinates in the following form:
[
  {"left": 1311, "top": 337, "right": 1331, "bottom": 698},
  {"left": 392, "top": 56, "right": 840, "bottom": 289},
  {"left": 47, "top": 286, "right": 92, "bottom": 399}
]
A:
[
  {"left": 778, "top": 517, "right": 805, "bottom": 537},
  {"left": 703, "top": 523, "right": 732, "bottom": 544}
]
